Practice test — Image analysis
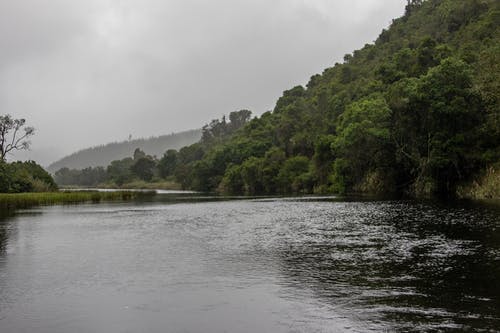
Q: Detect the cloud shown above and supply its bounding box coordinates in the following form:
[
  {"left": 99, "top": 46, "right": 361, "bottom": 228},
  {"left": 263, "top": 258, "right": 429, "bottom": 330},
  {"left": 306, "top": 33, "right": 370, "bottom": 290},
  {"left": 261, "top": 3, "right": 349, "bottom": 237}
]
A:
[{"left": 0, "top": 0, "right": 405, "bottom": 165}]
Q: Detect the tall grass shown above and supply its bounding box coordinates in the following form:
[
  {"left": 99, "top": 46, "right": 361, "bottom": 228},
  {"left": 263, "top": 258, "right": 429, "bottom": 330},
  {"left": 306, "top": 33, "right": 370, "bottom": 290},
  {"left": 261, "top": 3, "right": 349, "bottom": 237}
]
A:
[
  {"left": 0, "top": 191, "right": 153, "bottom": 210},
  {"left": 457, "top": 165, "right": 500, "bottom": 199}
]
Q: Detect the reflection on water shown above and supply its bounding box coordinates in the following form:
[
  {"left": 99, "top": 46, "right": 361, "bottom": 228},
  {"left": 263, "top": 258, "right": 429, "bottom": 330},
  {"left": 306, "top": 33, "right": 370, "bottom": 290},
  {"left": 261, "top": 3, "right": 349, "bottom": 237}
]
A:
[
  {"left": 0, "top": 195, "right": 498, "bottom": 332},
  {"left": 270, "top": 200, "right": 500, "bottom": 332},
  {"left": 0, "top": 209, "right": 16, "bottom": 255}
]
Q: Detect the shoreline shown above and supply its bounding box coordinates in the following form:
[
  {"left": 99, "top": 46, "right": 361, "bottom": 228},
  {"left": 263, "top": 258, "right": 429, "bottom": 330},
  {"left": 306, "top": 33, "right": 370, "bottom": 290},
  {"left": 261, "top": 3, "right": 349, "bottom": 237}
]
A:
[{"left": 0, "top": 191, "right": 155, "bottom": 210}]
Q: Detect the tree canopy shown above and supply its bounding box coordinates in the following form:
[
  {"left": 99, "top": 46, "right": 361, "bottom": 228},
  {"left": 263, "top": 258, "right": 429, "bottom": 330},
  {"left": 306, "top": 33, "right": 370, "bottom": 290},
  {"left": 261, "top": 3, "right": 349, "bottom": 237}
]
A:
[
  {"left": 52, "top": 0, "right": 500, "bottom": 198},
  {"left": 161, "top": 0, "right": 499, "bottom": 197}
]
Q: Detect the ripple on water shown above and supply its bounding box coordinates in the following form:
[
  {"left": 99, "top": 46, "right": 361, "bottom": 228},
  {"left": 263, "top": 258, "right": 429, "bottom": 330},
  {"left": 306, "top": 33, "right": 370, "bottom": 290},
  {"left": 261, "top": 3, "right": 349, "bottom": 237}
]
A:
[{"left": 0, "top": 198, "right": 499, "bottom": 332}]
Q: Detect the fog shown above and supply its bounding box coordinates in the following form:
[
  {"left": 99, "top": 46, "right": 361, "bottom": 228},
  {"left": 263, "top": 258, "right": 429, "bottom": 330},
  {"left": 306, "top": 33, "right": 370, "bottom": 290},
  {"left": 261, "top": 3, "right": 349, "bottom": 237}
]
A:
[{"left": 0, "top": 0, "right": 405, "bottom": 165}]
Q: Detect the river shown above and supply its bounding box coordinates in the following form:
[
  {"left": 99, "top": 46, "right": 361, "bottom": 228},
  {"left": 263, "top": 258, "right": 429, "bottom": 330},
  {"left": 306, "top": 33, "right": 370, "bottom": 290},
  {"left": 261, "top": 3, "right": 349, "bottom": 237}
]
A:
[{"left": 0, "top": 194, "right": 499, "bottom": 332}]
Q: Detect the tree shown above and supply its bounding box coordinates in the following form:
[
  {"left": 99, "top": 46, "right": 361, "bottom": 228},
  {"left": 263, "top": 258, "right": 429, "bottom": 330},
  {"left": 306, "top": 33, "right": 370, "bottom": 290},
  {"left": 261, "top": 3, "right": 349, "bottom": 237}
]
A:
[
  {"left": 0, "top": 114, "right": 35, "bottom": 161},
  {"left": 261, "top": 147, "right": 286, "bottom": 193},
  {"left": 158, "top": 149, "right": 178, "bottom": 178},
  {"left": 332, "top": 94, "right": 393, "bottom": 192},
  {"left": 0, "top": 161, "right": 57, "bottom": 193},
  {"left": 241, "top": 157, "right": 264, "bottom": 195},
  {"left": 139, "top": 0, "right": 499, "bottom": 197},
  {"left": 107, "top": 158, "right": 134, "bottom": 186},
  {"left": 410, "top": 58, "right": 482, "bottom": 194},
  {"left": 133, "top": 148, "right": 146, "bottom": 160},
  {"left": 0, "top": 161, "right": 11, "bottom": 192},
  {"left": 219, "top": 164, "right": 244, "bottom": 194},
  {"left": 8, "top": 161, "right": 57, "bottom": 192},
  {"left": 131, "top": 157, "right": 156, "bottom": 181},
  {"left": 228, "top": 110, "right": 252, "bottom": 130},
  {"left": 277, "top": 156, "right": 312, "bottom": 193}
]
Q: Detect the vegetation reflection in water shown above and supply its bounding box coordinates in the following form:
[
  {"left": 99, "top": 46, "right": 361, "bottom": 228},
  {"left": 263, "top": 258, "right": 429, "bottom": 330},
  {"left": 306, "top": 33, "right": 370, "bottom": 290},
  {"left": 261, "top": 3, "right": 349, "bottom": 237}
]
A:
[
  {"left": 266, "top": 199, "right": 500, "bottom": 331},
  {"left": 0, "top": 195, "right": 499, "bottom": 332}
]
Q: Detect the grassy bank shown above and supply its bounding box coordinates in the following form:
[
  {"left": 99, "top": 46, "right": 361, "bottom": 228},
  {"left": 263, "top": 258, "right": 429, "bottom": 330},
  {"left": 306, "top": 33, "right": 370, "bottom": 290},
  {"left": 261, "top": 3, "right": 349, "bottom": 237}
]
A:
[
  {"left": 98, "top": 180, "right": 182, "bottom": 190},
  {"left": 0, "top": 191, "right": 154, "bottom": 210},
  {"left": 57, "top": 180, "right": 182, "bottom": 191},
  {"left": 457, "top": 165, "right": 500, "bottom": 200}
]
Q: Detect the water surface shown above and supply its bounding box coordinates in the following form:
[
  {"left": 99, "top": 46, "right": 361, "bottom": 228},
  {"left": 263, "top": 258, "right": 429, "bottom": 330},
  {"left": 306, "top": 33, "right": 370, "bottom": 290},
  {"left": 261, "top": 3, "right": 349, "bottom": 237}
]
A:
[{"left": 0, "top": 196, "right": 499, "bottom": 332}]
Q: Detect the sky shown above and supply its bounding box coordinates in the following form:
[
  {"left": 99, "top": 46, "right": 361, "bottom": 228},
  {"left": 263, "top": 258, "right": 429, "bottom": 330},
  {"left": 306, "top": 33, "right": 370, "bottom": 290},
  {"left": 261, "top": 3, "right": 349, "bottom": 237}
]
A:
[{"left": 0, "top": 0, "right": 406, "bottom": 166}]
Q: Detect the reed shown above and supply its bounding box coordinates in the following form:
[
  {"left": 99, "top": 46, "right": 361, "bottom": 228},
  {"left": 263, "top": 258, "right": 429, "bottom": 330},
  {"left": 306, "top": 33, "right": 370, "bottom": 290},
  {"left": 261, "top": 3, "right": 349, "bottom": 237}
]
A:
[{"left": 0, "top": 191, "right": 153, "bottom": 210}]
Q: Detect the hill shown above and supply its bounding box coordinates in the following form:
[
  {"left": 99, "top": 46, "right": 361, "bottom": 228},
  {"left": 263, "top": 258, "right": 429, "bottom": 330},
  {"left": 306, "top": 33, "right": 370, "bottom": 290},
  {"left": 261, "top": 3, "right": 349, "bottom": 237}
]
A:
[
  {"left": 47, "top": 129, "right": 201, "bottom": 173},
  {"left": 160, "top": 0, "right": 499, "bottom": 197}
]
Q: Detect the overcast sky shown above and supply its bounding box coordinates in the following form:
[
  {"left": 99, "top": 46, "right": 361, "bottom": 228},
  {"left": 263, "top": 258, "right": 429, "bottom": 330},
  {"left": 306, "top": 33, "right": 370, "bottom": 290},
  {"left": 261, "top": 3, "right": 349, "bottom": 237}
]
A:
[{"left": 1, "top": 0, "right": 406, "bottom": 165}]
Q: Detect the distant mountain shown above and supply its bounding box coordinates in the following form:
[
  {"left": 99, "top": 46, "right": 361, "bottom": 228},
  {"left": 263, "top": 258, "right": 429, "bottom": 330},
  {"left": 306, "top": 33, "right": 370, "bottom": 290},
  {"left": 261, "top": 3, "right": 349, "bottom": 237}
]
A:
[{"left": 47, "top": 129, "right": 202, "bottom": 173}]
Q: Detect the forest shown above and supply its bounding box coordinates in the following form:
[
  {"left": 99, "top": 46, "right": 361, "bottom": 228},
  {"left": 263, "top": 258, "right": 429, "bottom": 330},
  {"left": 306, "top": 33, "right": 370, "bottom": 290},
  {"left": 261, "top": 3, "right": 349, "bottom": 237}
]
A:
[
  {"left": 54, "top": 0, "right": 499, "bottom": 198},
  {"left": 47, "top": 129, "right": 201, "bottom": 173},
  {"left": 53, "top": 110, "right": 253, "bottom": 188}
]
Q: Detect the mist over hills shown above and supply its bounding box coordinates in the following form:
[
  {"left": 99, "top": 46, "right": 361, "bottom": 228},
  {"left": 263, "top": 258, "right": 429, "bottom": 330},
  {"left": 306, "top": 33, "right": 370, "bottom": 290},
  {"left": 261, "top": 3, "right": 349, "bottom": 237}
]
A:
[
  {"left": 44, "top": 0, "right": 499, "bottom": 198},
  {"left": 160, "top": 0, "right": 499, "bottom": 198},
  {"left": 47, "top": 129, "right": 201, "bottom": 173}
]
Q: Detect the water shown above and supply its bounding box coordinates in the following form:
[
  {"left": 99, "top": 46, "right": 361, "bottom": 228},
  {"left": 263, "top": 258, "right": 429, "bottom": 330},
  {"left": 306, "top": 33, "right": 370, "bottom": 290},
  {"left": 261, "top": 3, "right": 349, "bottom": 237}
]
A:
[{"left": 0, "top": 195, "right": 499, "bottom": 332}]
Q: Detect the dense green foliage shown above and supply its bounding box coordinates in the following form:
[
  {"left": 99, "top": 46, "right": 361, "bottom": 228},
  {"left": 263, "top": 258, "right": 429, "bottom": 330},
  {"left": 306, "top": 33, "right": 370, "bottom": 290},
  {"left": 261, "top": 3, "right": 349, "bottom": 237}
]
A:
[
  {"left": 54, "top": 111, "right": 254, "bottom": 188},
  {"left": 161, "top": 0, "right": 499, "bottom": 197},
  {"left": 54, "top": 166, "right": 107, "bottom": 187},
  {"left": 0, "top": 160, "right": 57, "bottom": 193},
  {"left": 55, "top": 148, "right": 154, "bottom": 187},
  {"left": 53, "top": 0, "right": 499, "bottom": 197}
]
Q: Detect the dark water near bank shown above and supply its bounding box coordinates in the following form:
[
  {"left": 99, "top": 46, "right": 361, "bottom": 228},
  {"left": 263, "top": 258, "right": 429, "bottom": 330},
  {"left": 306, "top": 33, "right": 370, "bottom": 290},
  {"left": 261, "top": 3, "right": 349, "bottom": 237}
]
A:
[{"left": 0, "top": 195, "right": 499, "bottom": 332}]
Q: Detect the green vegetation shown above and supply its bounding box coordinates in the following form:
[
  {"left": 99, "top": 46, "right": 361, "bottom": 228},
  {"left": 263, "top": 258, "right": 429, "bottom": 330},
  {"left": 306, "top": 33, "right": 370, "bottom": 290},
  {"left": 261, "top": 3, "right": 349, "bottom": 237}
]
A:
[
  {"left": 47, "top": 129, "right": 201, "bottom": 173},
  {"left": 0, "top": 116, "right": 156, "bottom": 210},
  {"left": 0, "top": 160, "right": 57, "bottom": 193},
  {"left": 54, "top": 111, "right": 253, "bottom": 190},
  {"left": 54, "top": 147, "right": 180, "bottom": 189},
  {"left": 0, "top": 114, "right": 35, "bottom": 161},
  {"left": 53, "top": 0, "right": 499, "bottom": 199},
  {"left": 0, "top": 191, "right": 151, "bottom": 210},
  {"left": 154, "top": 0, "right": 500, "bottom": 198},
  {"left": 457, "top": 164, "right": 500, "bottom": 199},
  {"left": 98, "top": 180, "right": 181, "bottom": 190},
  {"left": 1, "top": 115, "right": 59, "bottom": 194}
]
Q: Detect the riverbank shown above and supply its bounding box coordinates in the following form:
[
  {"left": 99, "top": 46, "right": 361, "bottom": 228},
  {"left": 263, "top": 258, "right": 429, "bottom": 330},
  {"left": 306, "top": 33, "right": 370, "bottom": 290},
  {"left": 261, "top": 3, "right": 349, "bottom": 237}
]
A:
[
  {"left": 457, "top": 165, "right": 500, "bottom": 200},
  {"left": 103, "top": 180, "right": 182, "bottom": 190},
  {"left": 0, "top": 191, "right": 154, "bottom": 210},
  {"left": 59, "top": 180, "right": 182, "bottom": 191}
]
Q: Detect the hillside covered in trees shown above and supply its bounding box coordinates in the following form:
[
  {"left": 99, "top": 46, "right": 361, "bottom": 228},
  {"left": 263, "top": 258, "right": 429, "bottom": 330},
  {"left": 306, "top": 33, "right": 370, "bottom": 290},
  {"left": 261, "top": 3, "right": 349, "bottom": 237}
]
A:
[
  {"left": 158, "top": 0, "right": 499, "bottom": 197},
  {"left": 47, "top": 129, "right": 201, "bottom": 173},
  {"left": 53, "top": 112, "right": 252, "bottom": 188}
]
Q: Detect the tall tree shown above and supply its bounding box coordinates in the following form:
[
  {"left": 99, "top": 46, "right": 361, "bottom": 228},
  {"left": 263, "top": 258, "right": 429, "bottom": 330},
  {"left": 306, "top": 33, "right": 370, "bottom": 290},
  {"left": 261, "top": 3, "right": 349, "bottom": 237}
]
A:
[{"left": 0, "top": 115, "right": 35, "bottom": 161}]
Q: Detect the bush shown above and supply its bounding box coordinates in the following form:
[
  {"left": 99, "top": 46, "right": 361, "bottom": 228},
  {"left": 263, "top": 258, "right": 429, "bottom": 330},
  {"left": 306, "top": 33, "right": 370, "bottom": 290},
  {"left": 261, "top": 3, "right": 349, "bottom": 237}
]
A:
[{"left": 0, "top": 161, "right": 57, "bottom": 193}]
